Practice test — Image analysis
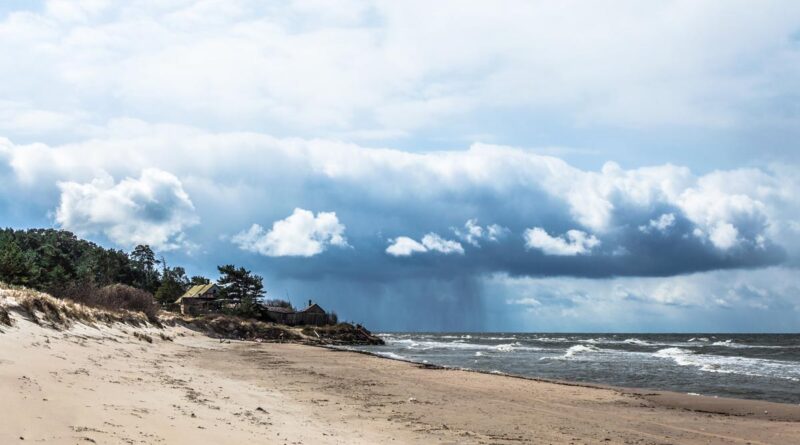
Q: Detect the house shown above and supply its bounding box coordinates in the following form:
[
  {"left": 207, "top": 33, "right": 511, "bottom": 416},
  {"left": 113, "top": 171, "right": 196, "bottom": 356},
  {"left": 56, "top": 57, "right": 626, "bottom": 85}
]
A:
[
  {"left": 292, "top": 300, "right": 329, "bottom": 325},
  {"left": 261, "top": 305, "right": 294, "bottom": 324},
  {"left": 262, "top": 300, "right": 333, "bottom": 326},
  {"left": 175, "top": 283, "right": 221, "bottom": 315}
]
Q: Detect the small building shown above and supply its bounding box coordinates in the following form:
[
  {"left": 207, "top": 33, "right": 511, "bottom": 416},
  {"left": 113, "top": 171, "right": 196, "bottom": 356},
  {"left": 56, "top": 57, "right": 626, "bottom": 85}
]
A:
[
  {"left": 291, "top": 301, "right": 329, "bottom": 325},
  {"left": 175, "top": 283, "right": 221, "bottom": 315},
  {"left": 261, "top": 300, "right": 333, "bottom": 326},
  {"left": 261, "top": 305, "right": 294, "bottom": 324}
]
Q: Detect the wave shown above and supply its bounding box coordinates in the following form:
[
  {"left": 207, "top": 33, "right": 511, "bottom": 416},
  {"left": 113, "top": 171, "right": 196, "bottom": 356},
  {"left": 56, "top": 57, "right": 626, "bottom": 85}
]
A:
[
  {"left": 532, "top": 337, "right": 571, "bottom": 343},
  {"left": 711, "top": 339, "right": 746, "bottom": 348},
  {"left": 710, "top": 339, "right": 793, "bottom": 349},
  {"left": 623, "top": 338, "right": 651, "bottom": 346},
  {"left": 539, "top": 344, "right": 604, "bottom": 361},
  {"left": 687, "top": 337, "right": 710, "bottom": 342},
  {"left": 386, "top": 338, "right": 542, "bottom": 353},
  {"left": 374, "top": 351, "right": 409, "bottom": 361},
  {"left": 653, "top": 348, "right": 800, "bottom": 381}
]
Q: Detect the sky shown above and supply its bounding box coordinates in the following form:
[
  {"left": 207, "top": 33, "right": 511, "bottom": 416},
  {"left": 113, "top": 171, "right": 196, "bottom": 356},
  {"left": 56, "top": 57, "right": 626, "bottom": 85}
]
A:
[{"left": 1, "top": 0, "right": 799, "bottom": 332}]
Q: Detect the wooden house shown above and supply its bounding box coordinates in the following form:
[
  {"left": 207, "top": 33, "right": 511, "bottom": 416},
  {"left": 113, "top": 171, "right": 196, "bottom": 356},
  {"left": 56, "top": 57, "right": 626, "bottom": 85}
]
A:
[
  {"left": 175, "top": 284, "right": 221, "bottom": 315},
  {"left": 292, "top": 301, "right": 329, "bottom": 325},
  {"left": 262, "top": 300, "right": 332, "bottom": 326}
]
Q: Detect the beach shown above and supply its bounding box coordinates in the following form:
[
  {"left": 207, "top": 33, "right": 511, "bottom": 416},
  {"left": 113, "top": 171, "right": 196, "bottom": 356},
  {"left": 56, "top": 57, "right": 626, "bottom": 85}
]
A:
[{"left": 1, "top": 311, "right": 799, "bottom": 445}]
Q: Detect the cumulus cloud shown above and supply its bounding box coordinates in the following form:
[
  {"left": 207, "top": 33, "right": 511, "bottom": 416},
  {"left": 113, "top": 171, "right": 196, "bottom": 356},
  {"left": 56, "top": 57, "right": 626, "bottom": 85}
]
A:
[
  {"left": 385, "top": 236, "right": 427, "bottom": 257},
  {"left": 639, "top": 213, "right": 676, "bottom": 233},
  {"left": 233, "top": 208, "right": 348, "bottom": 257},
  {"left": 453, "top": 219, "right": 507, "bottom": 246},
  {"left": 55, "top": 168, "right": 198, "bottom": 250},
  {"left": 0, "top": 127, "right": 796, "bottom": 276},
  {"left": 421, "top": 233, "right": 465, "bottom": 254},
  {"left": 524, "top": 228, "right": 600, "bottom": 256},
  {"left": 708, "top": 222, "right": 740, "bottom": 250},
  {"left": 386, "top": 233, "right": 464, "bottom": 257}
]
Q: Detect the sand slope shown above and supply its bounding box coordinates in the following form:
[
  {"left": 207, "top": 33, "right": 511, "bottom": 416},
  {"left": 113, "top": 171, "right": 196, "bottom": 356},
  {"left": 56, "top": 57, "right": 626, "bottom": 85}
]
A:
[{"left": 0, "top": 301, "right": 798, "bottom": 444}]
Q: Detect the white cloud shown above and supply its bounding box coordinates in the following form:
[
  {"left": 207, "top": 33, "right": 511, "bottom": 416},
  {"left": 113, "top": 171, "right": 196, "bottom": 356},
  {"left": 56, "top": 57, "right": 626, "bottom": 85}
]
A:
[
  {"left": 1, "top": 126, "right": 798, "bottom": 259},
  {"left": 524, "top": 227, "right": 600, "bottom": 256},
  {"left": 55, "top": 168, "right": 198, "bottom": 250},
  {"left": 233, "top": 208, "right": 348, "bottom": 257},
  {"left": 385, "top": 236, "right": 427, "bottom": 257},
  {"left": 506, "top": 297, "right": 541, "bottom": 307},
  {"left": 453, "top": 219, "right": 507, "bottom": 246},
  {"left": 386, "top": 232, "right": 464, "bottom": 256},
  {"left": 485, "top": 266, "right": 800, "bottom": 331},
  {"left": 639, "top": 213, "right": 676, "bottom": 233},
  {"left": 0, "top": 2, "right": 798, "bottom": 138},
  {"left": 708, "top": 222, "right": 739, "bottom": 250},
  {"left": 421, "top": 233, "right": 464, "bottom": 254}
]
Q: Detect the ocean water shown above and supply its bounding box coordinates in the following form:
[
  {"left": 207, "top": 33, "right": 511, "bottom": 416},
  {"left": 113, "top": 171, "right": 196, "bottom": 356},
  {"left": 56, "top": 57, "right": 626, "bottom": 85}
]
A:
[{"left": 349, "top": 333, "right": 800, "bottom": 404}]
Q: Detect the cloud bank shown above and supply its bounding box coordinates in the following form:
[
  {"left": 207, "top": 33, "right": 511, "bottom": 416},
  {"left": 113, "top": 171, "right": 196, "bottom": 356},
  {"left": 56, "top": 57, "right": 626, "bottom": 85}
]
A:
[{"left": 1, "top": 128, "right": 796, "bottom": 282}]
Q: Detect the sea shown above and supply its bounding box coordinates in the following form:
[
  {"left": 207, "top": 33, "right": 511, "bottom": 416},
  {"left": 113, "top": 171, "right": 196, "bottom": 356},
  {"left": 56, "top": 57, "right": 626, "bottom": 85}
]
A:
[{"left": 347, "top": 333, "right": 800, "bottom": 404}]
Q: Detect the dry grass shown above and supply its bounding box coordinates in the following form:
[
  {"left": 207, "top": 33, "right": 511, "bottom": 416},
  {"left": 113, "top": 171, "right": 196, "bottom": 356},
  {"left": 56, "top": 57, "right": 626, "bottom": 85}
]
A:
[
  {"left": 301, "top": 323, "right": 384, "bottom": 345},
  {"left": 50, "top": 282, "right": 160, "bottom": 324},
  {"left": 0, "top": 284, "right": 152, "bottom": 330},
  {"left": 180, "top": 315, "right": 302, "bottom": 342},
  {"left": 0, "top": 303, "right": 11, "bottom": 326},
  {"left": 134, "top": 332, "right": 153, "bottom": 343}
]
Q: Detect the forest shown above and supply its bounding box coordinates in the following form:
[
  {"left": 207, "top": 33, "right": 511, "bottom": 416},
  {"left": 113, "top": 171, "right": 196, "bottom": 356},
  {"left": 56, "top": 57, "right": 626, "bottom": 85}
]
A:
[{"left": 0, "top": 228, "right": 268, "bottom": 318}]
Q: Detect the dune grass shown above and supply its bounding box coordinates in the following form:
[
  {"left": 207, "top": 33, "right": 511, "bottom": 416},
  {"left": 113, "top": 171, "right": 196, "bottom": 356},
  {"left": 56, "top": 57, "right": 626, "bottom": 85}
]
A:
[{"left": 0, "top": 284, "right": 152, "bottom": 330}]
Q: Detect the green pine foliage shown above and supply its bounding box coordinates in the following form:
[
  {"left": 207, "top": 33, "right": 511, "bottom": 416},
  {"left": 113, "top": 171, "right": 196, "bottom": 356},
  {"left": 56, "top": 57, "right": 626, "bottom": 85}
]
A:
[{"left": 216, "top": 264, "right": 265, "bottom": 317}]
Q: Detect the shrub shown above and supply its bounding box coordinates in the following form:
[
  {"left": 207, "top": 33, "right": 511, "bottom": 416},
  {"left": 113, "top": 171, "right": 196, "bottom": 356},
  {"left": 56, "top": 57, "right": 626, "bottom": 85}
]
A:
[
  {"left": 49, "top": 282, "right": 160, "bottom": 323},
  {"left": 0, "top": 303, "right": 12, "bottom": 327},
  {"left": 263, "top": 299, "right": 295, "bottom": 310},
  {"left": 134, "top": 331, "right": 153, "bottom": 343}
]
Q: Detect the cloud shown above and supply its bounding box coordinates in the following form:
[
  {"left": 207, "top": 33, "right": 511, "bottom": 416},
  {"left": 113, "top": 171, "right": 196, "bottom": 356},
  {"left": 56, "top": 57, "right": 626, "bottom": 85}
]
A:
[
  {"left": 524, "top": 228, "right": 600, "bottom": 256},
  {"left": 639, "top": 213, "right": 676, "bottom": 233},
  {"left": 708, "top": 222, "right": 739, "bottom": 250},
  {"left": 386, "top": 232, "right": 464, "bottom": 257},
  {"left": 506, "top": 297, "right": 541, "bottom": 307},
  {"left": 453, "top": 219, "right": 507, "bottom": 246},
  {"left": 0, "top": 2, "right": 799, "bottom": 141},
  {"left": 385, "top": 236, "right": 427, "bottom": 257},
  {"left": 233, "top": 208, "right": 348, "bottom": 257},
  {"left": 55, "top": 168, "right": 198, "bottom": 250},
  {"left": 0, "top": 127, "right": 795, "bottom": 277},
  {"left": 486, "top": 266, "right": 800, "bottom": 332},
  {"left": 421, "top": 233, "right": 465, "bottom": 254}
]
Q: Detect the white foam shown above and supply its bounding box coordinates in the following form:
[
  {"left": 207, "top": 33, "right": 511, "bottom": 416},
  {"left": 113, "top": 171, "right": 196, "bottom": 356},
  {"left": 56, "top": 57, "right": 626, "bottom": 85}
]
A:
[
  {"left": 688, "top": 337, "right": 710, "bottom": 342},
  {"left": 623, "top": 338, "right": 651, "bottom": 346},
  {"left": 374, "top": 351, "right": 408, "bottom": 361},
  {"left": 495, "top": 343, "right": 515, "bottom": 352},
  {"left": 563, "top": 344, "right": 600, "bottom": 358},
  {"left": 654, "top": 348, "right": 800, "bottom": 381}
]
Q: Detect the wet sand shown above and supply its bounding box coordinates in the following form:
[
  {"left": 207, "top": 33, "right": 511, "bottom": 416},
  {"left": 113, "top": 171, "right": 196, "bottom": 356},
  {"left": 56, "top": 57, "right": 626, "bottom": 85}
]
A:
[{"left": 1, "top": 315, "right": 798, "bottom": 444}]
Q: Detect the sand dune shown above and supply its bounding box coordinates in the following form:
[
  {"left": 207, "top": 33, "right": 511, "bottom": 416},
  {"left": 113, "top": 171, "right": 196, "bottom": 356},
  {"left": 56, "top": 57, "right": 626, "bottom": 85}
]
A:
[{"left": 1, "top": 292, "right": 798, "bottom": 444}]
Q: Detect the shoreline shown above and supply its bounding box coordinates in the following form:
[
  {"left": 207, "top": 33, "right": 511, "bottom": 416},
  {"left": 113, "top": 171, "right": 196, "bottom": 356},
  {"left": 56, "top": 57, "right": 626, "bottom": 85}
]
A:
[
  {"left": 2, "top": 303, "right": 799, "bottom": 444},
  {"left": 328, "top": 344, "right": 800, "bottom": 422}
]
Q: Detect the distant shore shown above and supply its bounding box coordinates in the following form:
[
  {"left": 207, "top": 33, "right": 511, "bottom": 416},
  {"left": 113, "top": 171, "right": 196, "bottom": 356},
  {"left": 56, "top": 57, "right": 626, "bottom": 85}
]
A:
[{"left": 2, "top": 296, "right": 799, "bottom": 445}]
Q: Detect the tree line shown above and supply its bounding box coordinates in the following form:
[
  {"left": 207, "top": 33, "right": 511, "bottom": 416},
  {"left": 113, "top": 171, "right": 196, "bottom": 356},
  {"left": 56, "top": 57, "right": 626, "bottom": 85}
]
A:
[{"left": 0, "top": 228, "right": 271, "bottom": 317}]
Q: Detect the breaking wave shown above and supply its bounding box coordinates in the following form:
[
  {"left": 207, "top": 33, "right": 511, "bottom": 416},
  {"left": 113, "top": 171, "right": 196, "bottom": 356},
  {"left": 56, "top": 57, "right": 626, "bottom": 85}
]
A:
[{"left": 654, "top": 348, "right": 800, "bottom": 381}]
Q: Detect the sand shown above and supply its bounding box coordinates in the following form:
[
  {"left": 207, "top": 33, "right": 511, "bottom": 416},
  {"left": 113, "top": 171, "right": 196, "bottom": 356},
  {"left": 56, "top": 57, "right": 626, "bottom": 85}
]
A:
[{"left": 1, "top": 315, "right": 798, "bottom": 444}]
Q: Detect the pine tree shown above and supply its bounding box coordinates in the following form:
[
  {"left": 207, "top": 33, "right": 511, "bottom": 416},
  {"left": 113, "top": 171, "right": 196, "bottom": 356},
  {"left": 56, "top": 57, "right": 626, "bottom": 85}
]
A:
[
  {"left": 0, "top": 238, "right": 32, "bottom": 285},
  {"left": 216, "top": 264, "right": 265, "bottom": 317}
]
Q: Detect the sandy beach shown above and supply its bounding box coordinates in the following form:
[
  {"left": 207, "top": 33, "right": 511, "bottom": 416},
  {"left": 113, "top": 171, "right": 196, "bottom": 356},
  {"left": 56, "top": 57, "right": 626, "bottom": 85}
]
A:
[{"left": 1, "top": 306, "right": 799, "bottom": 444}]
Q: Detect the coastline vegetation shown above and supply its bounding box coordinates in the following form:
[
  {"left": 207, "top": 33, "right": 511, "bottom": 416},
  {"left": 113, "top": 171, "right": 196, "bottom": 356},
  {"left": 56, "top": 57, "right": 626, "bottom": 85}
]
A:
[{"left": 0, "top": 228, "right": 381, "bottom": 344}]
